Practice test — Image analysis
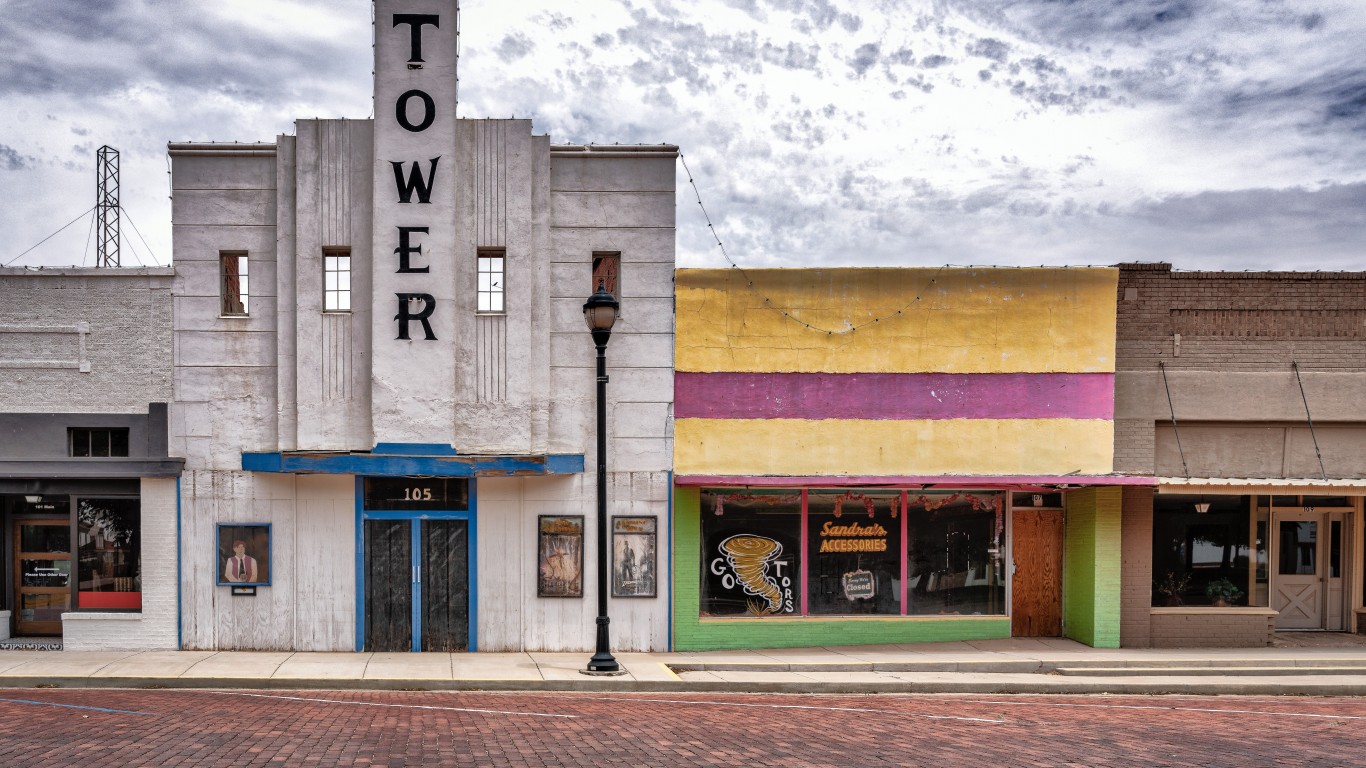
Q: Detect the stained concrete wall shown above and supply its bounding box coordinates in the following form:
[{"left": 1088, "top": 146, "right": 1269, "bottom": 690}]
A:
[
  {"left": 0, "top": 268, "right": 173, "bottom": 413},
  {"left": 170, "top": 127, "right": 677, "bottom": 651}
]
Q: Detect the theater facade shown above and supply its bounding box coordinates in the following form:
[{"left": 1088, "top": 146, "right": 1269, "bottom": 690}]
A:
[{"left": 170, "top": 0, "right": 675, "bottom": 652}]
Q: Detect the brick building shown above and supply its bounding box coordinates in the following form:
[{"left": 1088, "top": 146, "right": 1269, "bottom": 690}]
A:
[
  {"left": 1114, "top": 263, "right": 1366, "bottom": 646},
  {"left": 671, "top": 267, "right": 1147, "bottom": 650},
  {"left": 0, "top": 267, "right": 182, "bottom": 649}
]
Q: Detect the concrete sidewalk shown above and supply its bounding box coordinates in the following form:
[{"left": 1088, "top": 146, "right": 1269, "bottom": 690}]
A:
[{"left": 4, "top": 637, "right": 1366, "bottom": 695}]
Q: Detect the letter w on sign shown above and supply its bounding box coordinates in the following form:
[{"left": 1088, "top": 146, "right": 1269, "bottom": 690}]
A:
[{"left": 391, "top": 157, "right": 440, "bottom": 203}]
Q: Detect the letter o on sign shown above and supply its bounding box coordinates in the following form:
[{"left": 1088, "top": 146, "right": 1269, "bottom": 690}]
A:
[{"left": 395, "top": 89, "right": 436, "bottom": 132}]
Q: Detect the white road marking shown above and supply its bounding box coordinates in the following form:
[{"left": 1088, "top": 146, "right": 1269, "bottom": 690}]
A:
[
  {"left": 217, "top": 691, "right": 576, "bottom": 718},
  {"left": 951, "top": 698, "right": 1364, "bottom": 721}
]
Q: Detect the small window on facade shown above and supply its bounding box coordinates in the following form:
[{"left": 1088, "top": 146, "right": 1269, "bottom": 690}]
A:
[
  {"left": 477, "top": 250, "right": 505, "bottom": 313},
  {"left": 77, "top": 497, "right": 142, "bottom": 610},
  {"left": 221, "top": 252, "right": 249, "bottom": 315},
  {"left": 324, "top": 250, "right": 351, "bottom": 312},
  {"left": 592, "top": 251, "right": 620, "bottom": 297},
  {"left": 70, "top": 428, "right": 130, "bottom": 458}
]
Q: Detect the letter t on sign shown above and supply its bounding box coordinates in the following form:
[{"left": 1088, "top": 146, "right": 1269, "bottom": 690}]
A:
[{"left": 393, "top": 14, "right": 440, "bottom": 62}]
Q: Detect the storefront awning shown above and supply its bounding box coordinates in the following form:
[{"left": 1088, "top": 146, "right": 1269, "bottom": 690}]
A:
[
  {"left": 242, "top": 449, "right": 584, "bottom": 477},
  {"left": 1157, "top": 477, "right": 1366, "bottom": 494},
  {"left": 0, "top": 458, "right": 184, "bottom": 479},
  {"left": 674, "top": 474, "right": 1157, "bottom": 488}
]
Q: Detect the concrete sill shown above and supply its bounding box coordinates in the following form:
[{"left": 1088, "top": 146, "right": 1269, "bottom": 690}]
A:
[
  {"left": 1150, "top": 607, "right": 1278, "bottom": 616},
  {"left": 698, "top": 615, "right": 1007, "bottom": 624},
  {"left": 61, "top": 612, "right": 143, "bottom": 622}
]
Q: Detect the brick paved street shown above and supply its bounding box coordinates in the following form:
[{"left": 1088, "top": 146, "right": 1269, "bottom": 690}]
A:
[{"left": 0, "top": 689, "right": 1362, "bottom": 767}]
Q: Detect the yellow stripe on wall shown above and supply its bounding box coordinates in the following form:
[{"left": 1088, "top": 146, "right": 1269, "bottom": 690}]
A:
[
  {"left": 676, "top": 267, "right": 1118, "bottom": 374},
  {"left": 675, "top": 418, "right": 1115, "bottom": 476}
]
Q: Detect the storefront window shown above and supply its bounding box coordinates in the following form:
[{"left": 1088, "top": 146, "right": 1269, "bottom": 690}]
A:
[
  {"left": 807, "top": 491, "right": 901, "bottom": 615},
  {"left": 699, "top": 488, "right": 1008, "bottom": 619},
  {"left": 905, "top": 493, "right": 1005, "bottom": 616},
  {"left": 1152, "top": 495, "right": 1256, "bottom": 607},
  {"left": 700, "top": 491, "right": 800, "bottom": 616},
  {"left": 76, "top": 498, "right": 141, "bottom": 610}
]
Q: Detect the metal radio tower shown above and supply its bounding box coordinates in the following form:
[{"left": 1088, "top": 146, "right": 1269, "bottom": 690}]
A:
[{"left": 96, "top": 145, "right": 120, "bottom": 267}]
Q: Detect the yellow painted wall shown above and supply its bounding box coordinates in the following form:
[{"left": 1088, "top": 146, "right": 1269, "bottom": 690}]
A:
[
  {"left": 676, "top": 267, "right": 1118, "bottom": 374},
  {"left": 675, "top": 418, "right": 1115, "bottom": 476}
]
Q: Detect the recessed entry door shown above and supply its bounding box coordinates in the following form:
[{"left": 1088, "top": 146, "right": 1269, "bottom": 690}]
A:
[
  {"left": 363, "top": 517, "right": 470, "bottom": 652},
  {"left": 1272, "top": 510, "right": 1324, "bottom": 630},
  {"left": 13, "top": 519, "right": 72, "bottom": 637},
  {"left": 1011, "top": 509, "right": 1064, "bottom": 637}
]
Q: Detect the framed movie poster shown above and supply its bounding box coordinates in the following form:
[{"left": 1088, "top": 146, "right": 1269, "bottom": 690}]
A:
[
  {"left": 216, "top": 523, "right": 271, "bottom": 586},
  {"left": 612, "top": 516, "right": 657, "bottom": 598},
  {"left": 537, "top": 515, "right": 584, "bottom": 598}
]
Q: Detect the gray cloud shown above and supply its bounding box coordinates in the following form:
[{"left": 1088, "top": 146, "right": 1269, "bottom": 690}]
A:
[
  {"left": 0, "top": 145, "right": 30, "bottom": 170},
  {"left": 849, "top": 43, "right": 879, "bottom": 76},
  {"left": 967, "top": 38, "right": 1010, "bottom": 63},
  {"left": 1220, "top": 68, "right": 1366, "bottom": 132},
  {"left": 0, "top": 0, "right": 364, "bottom": 103},
  {"left": 497, "top": 33, "right": 535, "bottom": 62}
]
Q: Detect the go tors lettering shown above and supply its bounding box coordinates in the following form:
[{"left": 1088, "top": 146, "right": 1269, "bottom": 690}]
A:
[{"left": 710, "top": 534, "right": 795, "bottom": 614}]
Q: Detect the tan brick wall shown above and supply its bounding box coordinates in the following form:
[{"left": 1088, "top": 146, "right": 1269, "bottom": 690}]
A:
[
  {"left": 1120, "top": 486, "right": 1153, "bottom": 648},
  {"left": 1116, "top": 263, "right": 1366, "bottom": 373},
  {"left": 1150, "top": 611, "right": 1276, "bottom": 648},
  {"left": 1113, "top": 418, "right": 1155, "bottom": 475}
]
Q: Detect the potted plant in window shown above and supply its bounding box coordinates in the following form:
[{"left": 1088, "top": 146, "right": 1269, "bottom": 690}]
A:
[
  {"left": 1205, "top": 578, "right": 1244, "bottom": 607},
  {"left": 1154, "top": 571, "right": 1191, "bottom": 606}
]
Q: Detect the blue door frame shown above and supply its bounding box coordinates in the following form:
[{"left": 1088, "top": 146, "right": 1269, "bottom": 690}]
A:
[{"left": 354, "top": 478, "right": 478, "bottom": 651}]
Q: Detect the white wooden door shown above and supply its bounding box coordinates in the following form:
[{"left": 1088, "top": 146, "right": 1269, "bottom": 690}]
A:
[{"left": 1272, "top": 511, "right": 1324, "bottom": 630}]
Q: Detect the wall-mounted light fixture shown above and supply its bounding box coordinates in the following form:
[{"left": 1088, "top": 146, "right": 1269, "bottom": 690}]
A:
[{"left": 1194, "top": 502, "right": 1211, "bottom": 514}]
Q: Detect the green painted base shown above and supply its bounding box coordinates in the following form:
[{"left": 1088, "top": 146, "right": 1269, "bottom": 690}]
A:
[{"left": 674, "top": 616, "right": 1010, "bottom": 652}]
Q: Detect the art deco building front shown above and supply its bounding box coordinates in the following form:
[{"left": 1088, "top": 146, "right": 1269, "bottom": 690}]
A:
[{"left": 170, "top": 0, "right": 675, "bottom": 652}]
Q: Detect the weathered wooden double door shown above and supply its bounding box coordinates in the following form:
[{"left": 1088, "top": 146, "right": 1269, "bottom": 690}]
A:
[{"left": 364, "top": 517, "right": 469, "bottom": 652}]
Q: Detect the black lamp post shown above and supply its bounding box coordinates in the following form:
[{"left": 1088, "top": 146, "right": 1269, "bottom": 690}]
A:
[{"left": 583, "top": 280, "right": 621, "bottom": 674}]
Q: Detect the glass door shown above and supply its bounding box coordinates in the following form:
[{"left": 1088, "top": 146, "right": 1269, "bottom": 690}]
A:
[
  {"left": 1272, "top": 510, "right": 1324, "bottom": 629},
  {"left": 13, "top": 519, "right": 72, "bottom": 636}
]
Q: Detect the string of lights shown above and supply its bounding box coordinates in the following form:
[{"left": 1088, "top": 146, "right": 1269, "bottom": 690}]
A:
[{"left": 678, "top": 152, "right": 945, "bottom": 336}]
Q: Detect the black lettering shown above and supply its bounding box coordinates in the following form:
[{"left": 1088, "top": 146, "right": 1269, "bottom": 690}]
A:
[
  {"left": 390, "top": 157, "right": 440, "bottom": 204},
  {"left": 395, "top": 293, "right": 437, "bottom": 341},
  {"left": 395, "top": 90, "right": 435, "bottom": 132},
  {"left": 393, "top": 14, "right": 439, "bottom": 62},
  {"left": 394, "top": 226, "right": 431, "bottom": 273}
]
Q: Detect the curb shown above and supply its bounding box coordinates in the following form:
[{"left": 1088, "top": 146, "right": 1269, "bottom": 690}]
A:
[{"left": 5, "top": 675, "right": 1366, "bottom": 696}]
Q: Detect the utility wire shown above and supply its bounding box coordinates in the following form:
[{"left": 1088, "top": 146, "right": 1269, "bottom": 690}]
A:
[
  {"left": 5, "top": 206, "right": 96, "bottom": 266},
  {"left": 121, "top": 205, "right": 157, "bottom": 266},
  {"left": 678, "top": 152, "right": 942, "bottom": 335}
]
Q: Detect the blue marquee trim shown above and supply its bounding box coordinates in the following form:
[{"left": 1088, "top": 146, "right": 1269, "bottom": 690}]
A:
[
  {"left": 372, "top": 443, "right": 459, "bottom": 456},
  {"left": 242, "top": 451, "right": 584, "bottom": 477}
]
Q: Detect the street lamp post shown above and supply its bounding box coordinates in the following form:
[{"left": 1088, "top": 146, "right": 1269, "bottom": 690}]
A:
[{"left": 583, "top": 281, "right": 620, "bottom": 674}]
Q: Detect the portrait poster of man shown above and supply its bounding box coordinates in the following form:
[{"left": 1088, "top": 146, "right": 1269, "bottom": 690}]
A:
[
  {"left": 537, "top": 515, "right": 583, "bottom": 598},
  {"left": 216, "top": 524, "right": 271, "bottom": 586},
  {"left": 612, "top": 516, "right": 657, "bottom": 598}
]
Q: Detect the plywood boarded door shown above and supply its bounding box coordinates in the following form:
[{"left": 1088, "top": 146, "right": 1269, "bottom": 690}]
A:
[
  {"left": 420, "top": 519, "right": 469, "bottom": 652},
  {"left": 364, "top": 519, "right": 413, "bottom": 652},
  {"left": 1011, "top": 509, "right": 1063, "bottom": 637}
]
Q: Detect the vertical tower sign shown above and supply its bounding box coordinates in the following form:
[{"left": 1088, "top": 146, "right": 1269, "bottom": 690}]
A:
[{"left": 372, "top": 0, "right": 459, "bottom": 443}]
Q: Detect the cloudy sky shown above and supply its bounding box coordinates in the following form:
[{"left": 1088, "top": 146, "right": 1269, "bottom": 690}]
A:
[{"left": 2, "top": 0, "right": 1363, "bottom": 271}]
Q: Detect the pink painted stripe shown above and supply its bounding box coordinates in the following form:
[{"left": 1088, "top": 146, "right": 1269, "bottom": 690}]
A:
[
  {"left": 675, "top": 475, "right": 1158, "bottom": 488},
  {"left": 674, "top": 372, "right": 1114, "bottom": 421}
]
